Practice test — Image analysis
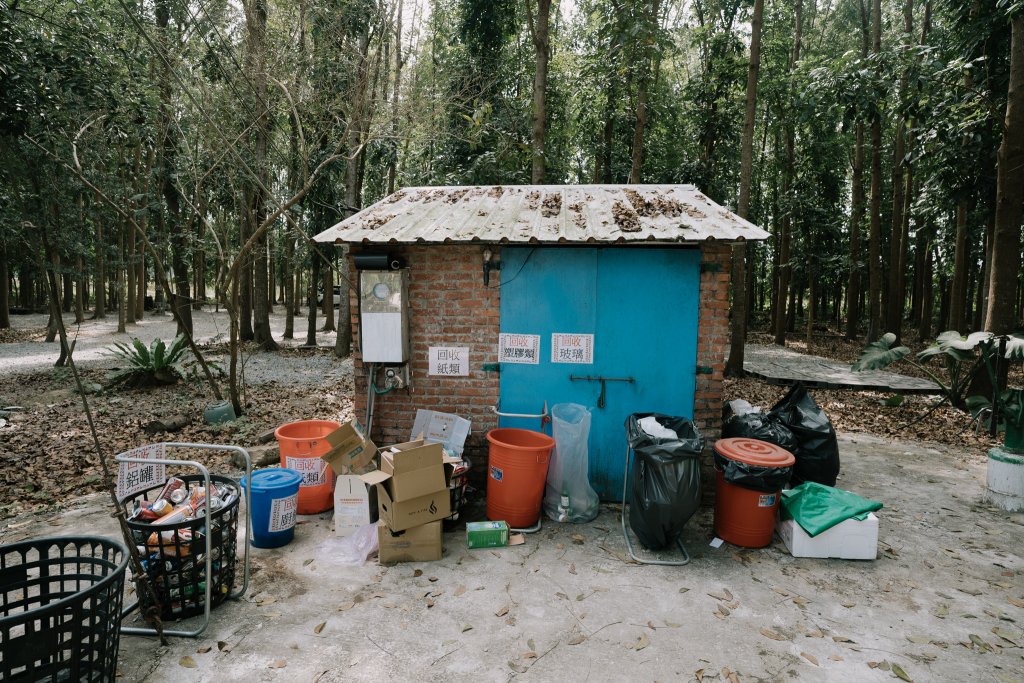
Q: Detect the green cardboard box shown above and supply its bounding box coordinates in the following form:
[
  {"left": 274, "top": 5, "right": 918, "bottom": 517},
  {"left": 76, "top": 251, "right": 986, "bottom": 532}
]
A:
[{"left": 466, "top": 521, "right": 509, "bottom": 549}]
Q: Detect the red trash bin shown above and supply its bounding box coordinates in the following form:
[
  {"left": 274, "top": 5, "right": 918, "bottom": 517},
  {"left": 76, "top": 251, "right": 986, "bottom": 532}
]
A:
[{"left": 713, "top": 438, "right": 795, "bottom": 548}]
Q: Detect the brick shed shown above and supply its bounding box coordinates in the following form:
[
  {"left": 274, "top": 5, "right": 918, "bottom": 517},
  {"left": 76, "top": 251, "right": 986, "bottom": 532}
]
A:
[{"left": 314, "top": 185, "right": 767, "bottom": 500}]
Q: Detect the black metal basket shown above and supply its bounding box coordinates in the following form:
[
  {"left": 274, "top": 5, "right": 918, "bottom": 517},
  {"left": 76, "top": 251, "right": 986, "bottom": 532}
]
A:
[
  {"left": 0, "top": 535, "right": 128, "bottom": 683},
  {"left": 124, "top": 474, "right": 240, "bottom": 620}
]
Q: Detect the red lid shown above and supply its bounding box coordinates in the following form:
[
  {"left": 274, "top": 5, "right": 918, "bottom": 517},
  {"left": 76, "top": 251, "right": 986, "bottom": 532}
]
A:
[{"left": 714, "top": 438, "right": 795, "bottom": 467}]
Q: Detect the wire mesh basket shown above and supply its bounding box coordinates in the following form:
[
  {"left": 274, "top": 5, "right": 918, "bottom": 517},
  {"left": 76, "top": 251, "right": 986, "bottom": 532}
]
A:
[
  {"left": 124, "top": 474, "right": 240, "bottom": 620},
  {"left": 0, "top": 535, "right": 128, "bottom": 682}
]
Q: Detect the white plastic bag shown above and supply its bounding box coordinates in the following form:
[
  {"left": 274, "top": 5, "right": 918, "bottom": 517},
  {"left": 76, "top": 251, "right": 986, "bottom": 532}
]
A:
[
  {"left": 318, "top": 523, "right": 379, "bottom": 566},
  {"left": 543, "top": 403, "right": 600, "bottom": 523}
]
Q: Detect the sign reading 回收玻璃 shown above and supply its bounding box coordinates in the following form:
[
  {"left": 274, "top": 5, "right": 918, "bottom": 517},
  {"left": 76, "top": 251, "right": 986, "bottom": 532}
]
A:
[
  {"left": 551, "top": 333, "right": 594, "bottom": 364},
  {"left": 498, "top": 333, "right": 540, "bottom": 365}
]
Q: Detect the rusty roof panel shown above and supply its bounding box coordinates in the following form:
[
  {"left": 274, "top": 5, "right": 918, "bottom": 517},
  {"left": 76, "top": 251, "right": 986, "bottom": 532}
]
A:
[{"left": 313, "top": 184, "right": 769, "bottom": 245}]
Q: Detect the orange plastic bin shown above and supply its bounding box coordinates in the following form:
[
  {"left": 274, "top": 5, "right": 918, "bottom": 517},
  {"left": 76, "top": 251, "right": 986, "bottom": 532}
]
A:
[
  {"left": 713, "top": 438, "right": 795, "bottom": 548},
  {"left": 486, "top": 428, "right": 555, "bottom": 528},
  {"left": 275, "top": 420, "right": 340, "bottom": 514}
]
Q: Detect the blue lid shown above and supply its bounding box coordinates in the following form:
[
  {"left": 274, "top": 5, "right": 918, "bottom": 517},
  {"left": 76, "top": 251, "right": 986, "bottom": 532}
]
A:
[{"left": 241, "top": 468, "right": 303, "bottom": 493}]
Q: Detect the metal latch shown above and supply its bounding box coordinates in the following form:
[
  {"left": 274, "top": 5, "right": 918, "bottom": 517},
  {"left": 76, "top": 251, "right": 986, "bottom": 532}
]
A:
[{"left": 569, "top": 375, "right": 635, "bottom": 409}]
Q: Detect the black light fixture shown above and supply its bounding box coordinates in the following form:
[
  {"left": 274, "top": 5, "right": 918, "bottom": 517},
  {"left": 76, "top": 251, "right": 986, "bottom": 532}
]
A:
[{"left": 482, "top": 247, "right": 501, "bottom": 286}]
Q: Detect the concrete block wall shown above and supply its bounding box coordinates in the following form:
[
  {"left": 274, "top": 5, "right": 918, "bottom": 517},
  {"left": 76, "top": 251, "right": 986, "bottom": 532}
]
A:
[{"left": 350, "top": 241, "right": 732, "bottom": 497}]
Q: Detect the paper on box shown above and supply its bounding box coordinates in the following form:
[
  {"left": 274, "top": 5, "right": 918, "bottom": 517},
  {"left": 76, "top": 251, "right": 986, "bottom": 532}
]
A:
[
  {"left": 410, "top": 410, "right": 471, "bottom": 457},
  {"left": 776, "top": 512, "right": 878, "bottom": 560},
  {"left": 321, "top": 420, "right": 377, "bottom": 475},
  {"left": 334, "top": 475, "right": 378, "bottom": 537},
  {"left": 378, "top": 520, "right": 442, "bottom": 564}
]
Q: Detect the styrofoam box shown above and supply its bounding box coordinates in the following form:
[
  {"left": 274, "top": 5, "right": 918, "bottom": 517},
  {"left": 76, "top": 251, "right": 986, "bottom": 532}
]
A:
[{"left": 776, "top": 513, "right": 878, "bottom": 560}]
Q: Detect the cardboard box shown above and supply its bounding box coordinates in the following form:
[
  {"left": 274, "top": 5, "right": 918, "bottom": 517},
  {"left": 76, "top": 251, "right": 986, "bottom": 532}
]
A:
[
  {"left": 410, "top": 410, "right": 471, "bottom": 457},
  {"left": 360, "top": 439, "right": 454, "bottom": 531},
  {"left": 321, "top": 420, "right": 377, "bottom": 475},
  {"left": 378, "top": 520, "right": 442, "bottom": 564},
  {"left": 466, "top": 521, "right": 509, "bottom": 548},
  {"left": 777, "top": 512, "right": 879, "bottom": 560},
  {"left": 334, "top": 475, "right": 378, "bottom": 537}
]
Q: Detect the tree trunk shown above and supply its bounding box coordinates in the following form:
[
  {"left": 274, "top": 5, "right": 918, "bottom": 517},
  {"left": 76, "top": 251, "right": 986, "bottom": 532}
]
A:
[
  {"left": 118, "top": 223, "right": 127, "bottom": 334},
  {"left": 305, "top": 251, "right": 319, "bottom": 347},
  {"left": 917, "top": 236, "right": 934, "bottom": 340},
  {"left": 334, "top": 245, "right": 352, "bottom": 358},
  {"left": 239, "top": 201, "right": 254, "bottom": 340},
  {"left": 773, "top": 0, "right": 802, "bottom": 346},
  {"left": 322, "top": 252, "right": 335, "bottom": 332},
  {"left": 865, "top": 0, "right": 884, "bottom": 342},
  {"left": 387, "top": 0, "right": 403, "bottom": 194},
  {"left": 0, "top": 240, "right": 9, "bottom": 329},
  {"left": 74, "top": 254, "right": 85, "bottom": 323},
  {"left": 846, "top": 123, "right": 865, "bottom": 339},
  {"left": 629, "top": 0, "right": 662, "bottom": 183},
  {"left": 949, "top": 201, "right": 969, "bottom": 331},
  {"left": 985, "top": 13, "right": 1024, "bottom": 351},
  {"left": 526, "top": 0, "right": 551, "bottom": 184},
  {"left": 725, "top": 0, "right": 763, "bottom": 377}
]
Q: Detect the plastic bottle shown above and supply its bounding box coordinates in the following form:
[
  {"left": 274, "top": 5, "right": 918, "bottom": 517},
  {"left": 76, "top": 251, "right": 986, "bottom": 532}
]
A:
[{"left": 557, "top": 485, "right": 570, "bottom": 523}]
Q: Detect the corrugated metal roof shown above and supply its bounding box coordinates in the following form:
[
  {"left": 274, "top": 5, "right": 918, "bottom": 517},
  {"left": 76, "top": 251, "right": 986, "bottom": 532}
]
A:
[{"left": 312, "top": 184, "right": 769, "bottom": 245}]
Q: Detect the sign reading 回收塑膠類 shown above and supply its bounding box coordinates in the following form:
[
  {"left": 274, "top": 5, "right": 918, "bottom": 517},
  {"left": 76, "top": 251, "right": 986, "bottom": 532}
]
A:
[
  {"left": 428, "top": 346, "right": 470, "bottom": 376},
  {"left": 116, "top": 443, "right": 168, "bottom": 500},
  {"left": 498, "top": 333, "right": 540, "bottom": 365},
  {"left": 551, "top": 333, "right": 594, "bottom": 364}
]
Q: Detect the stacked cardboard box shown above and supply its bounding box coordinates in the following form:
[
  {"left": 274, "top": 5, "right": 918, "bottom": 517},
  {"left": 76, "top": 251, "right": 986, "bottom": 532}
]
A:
[{"left": 360, "top": 439, "right": 457, "bottom": 564}]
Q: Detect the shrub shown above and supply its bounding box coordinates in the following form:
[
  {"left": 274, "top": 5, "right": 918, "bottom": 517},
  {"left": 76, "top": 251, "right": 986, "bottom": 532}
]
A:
[{"left": 107, "top": 336, "right": 191, "bottom": 388}]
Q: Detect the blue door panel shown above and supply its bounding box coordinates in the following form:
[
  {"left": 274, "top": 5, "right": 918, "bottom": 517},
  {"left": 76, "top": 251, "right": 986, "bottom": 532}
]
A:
[{"left": 499, "top": 247, "right": 700, "bottom": 500}]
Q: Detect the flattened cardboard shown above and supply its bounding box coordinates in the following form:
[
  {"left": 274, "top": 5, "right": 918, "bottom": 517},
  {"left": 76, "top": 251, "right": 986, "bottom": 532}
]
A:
[
  {"left": 410, "top": 410, "right": 471, "bottom": 457},
  {"left": 321, "top": 420, "right": 377, "bottom": 475},
  {"left": 333, "top": 475, "right": 378, "bottom": 537},
  {"left": 376, "top": 484, "right": 451, "bottom": 531},
  {"left": 378, "top": 520, "right": 442, "bottom": 564}
]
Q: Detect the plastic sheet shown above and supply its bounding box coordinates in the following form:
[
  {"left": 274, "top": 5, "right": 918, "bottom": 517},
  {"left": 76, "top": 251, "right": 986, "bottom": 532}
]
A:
[
  {"left": 780, "top": 482, "right": 882, "bottom": 537},
  {"left": 626, "top": 413, "right": 704, "bottom": 550},
  {"left": 318, "top": 524, "right": 379, "bottom": 566},
  {"left": 721, "top": 412, "right": 799, "bottom": 454},
  {"left": 769, "top": 385, "right": 841, "bottom": 486},
  {"left": 543, "top": 404, "right": 599, "bottom": 523}
]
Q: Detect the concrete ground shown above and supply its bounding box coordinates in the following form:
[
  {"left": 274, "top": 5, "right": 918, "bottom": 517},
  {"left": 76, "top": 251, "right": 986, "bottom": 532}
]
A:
[{"left": 2, "top": 433, "right": 1023, "bottom": 682}]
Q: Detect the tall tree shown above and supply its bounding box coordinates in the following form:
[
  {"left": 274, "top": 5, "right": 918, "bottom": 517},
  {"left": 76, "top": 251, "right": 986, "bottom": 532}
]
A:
[
  {"left": 725, "top": 0, "right": 764, "bottom": 376},
  {"left": 866, "top": 0, "right": 883, "bottom": 342},
  {"left": 526, "top": 0, "right": 552, "bottom": 183}
]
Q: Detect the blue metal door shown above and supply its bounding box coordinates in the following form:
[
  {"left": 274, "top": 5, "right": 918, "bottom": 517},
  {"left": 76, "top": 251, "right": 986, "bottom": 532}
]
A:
[{"left": 498, "top": 247, "right": 701, "bottom": 500}]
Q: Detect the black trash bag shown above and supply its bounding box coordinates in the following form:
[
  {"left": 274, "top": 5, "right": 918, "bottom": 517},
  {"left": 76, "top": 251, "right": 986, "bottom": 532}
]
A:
[
  {"left": 713, "top": 449, "right": 793, "bottom": 492},
  {"left": 626, "top": 413, "right": 704, "bottom": 550},
  {"left": 768, "top": 384, "right": 840, "bottom": 486},
  {"left": 721, "top": 412, "right": 799, "bottom": 454}
]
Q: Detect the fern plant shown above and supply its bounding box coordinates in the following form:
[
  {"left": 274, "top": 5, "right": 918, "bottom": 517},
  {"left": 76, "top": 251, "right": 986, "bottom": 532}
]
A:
[{"left": 107, "top": 336, "right": 191, "bottom": 388}]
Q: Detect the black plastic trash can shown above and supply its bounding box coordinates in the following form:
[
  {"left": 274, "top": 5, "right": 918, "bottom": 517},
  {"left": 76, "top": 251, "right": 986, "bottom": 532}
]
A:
[{"left": 0, "top": 536, "right": 128, "bottom": 682}]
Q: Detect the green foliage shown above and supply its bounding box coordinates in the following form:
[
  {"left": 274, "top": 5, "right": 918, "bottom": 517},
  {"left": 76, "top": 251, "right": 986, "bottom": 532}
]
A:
[
  {"left": 852, "top": 333, "right": 911, "bottom": 371},
  {"left": 107, "top": 336, "right": 191, "bottom": 389}
]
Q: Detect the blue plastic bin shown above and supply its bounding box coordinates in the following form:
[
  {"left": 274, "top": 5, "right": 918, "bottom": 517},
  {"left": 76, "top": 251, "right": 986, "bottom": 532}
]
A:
[{"left": 241, "top": 468, "right": 303, "bottom": 548}]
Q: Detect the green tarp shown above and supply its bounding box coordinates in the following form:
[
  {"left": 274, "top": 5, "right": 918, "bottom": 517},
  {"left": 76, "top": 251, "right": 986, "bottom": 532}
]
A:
[{"left": 780, "top": 482, "right": 883, "bottom": 537}]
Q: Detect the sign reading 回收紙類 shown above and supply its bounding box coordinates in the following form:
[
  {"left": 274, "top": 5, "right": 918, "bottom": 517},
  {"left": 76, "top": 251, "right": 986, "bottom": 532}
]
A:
[
  {"left": 498, "top": 333, "right": 540, "bottom": 365},
  {"left": 551, "top": 333, "right": 594, "bottom": 364},
  {"left": 428, "top": 346, "right": 470, "bottom": 376}
]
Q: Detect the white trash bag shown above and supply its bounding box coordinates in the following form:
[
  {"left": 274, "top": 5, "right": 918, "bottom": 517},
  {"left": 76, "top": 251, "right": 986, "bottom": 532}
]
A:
[{"left": 543, "top": 403, "right": 600, "bottom": 523}]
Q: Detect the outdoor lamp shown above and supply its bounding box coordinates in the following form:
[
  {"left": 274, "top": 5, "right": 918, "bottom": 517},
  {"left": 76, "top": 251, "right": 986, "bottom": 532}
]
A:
[{"left": 482, "top": 248, "right": 500, "bottom": 286}]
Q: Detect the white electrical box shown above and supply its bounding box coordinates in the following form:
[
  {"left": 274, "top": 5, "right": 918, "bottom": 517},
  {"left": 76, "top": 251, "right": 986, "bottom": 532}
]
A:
[{"left": 359, "top": 270, "right": 410, "bottom": 363}]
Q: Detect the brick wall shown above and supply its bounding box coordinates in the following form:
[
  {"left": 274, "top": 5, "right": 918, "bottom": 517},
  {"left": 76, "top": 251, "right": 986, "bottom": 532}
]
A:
[
  {"left": 350, "top": 245, "right": 500, "bottom": 489},
  {"left": 350, "top": 241, "right": 733, "bottom": 498}
]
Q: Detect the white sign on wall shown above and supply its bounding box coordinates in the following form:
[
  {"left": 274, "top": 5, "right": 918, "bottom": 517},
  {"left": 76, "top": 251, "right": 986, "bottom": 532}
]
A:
[
  {"left": 551, "top": 333, "right": 594, "bottom": 364},
  {"left": 498, "top": 333, "right": 540, "bottom": 365},
  {"left": 429, "top": 346, "right": 470, "bottom": 376},
  {"left": 116, "top": 443, "right": 168, "bottom": 500}
]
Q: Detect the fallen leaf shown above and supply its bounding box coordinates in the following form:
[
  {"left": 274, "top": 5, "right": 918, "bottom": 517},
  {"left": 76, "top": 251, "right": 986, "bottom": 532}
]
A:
[
  {"left": 760, "top": 628, "right": 787, "bottom": 641},
  {"left": 772, "top": 587, "right": 790, "bottom": 597},
  {"left": 567, "top": 635, "right": 586, "bottom": 645},
  {"left": 569, "top": 563, "right": 577, "bottom": 575},
  {"left": 217, "top": 641, "right": 232, "bottom": 652},
  {"left": 992, "top": 627, "right": 1021, "bottom": 646},
  {"left": 528, "top": 638, "right": 536, "bottom": 650},
  {"left": 555, "top": 591, "right": 568, "bottom": 600},
  {"left": 806, "top": 630, "right": 824, "bottom": 639},
  {"left": 647, "top": 620, "right": 656, "bottom": 630},
  {"left": 454, "top": 585, "right": 467, "bottom": 597},
  {"left": 708, "top": 590, "right": 731, "bottom": 601},
  {"left": 268, "top": 659, "right": 287, "bottom": 669},
  {"left": 179, "top": 656, "right": 197, "bottom": 669},
  {"left": 508, "top": 661, "right": 528, "bottom": 674},
  {"left": 832, "top": 636, "right": 854, "bottom": 643},
  {"left": 1008, "top": 597, "right": 1024, "bottom": 609},
  {"left": 572, "top": 534, "right": 585, "bottom": 545},
  {"left": 303, "top": 558, "right": 314, "bottom": 566},
  {"left": 792, "top": 596, "right": 808, "bottom": 607},
  {"left": 679, "top": 587, "right": 690, "bottom": 594},
  {"left": 495, "top": 606, "right": 509, "bottom": 617},
  {"left": 314, "top": 622, "right": 326, "bottom": 634},
  {"left": 431, "top": 590, "right": 444, "bottom": 598},
  {"left": 906, "top": 636, "right": 930, "bottom": 644},
  {"left": 256, "top": 596, "right": 277, "bottom": 606},
  {"left": 892, "top": 662, "right": 912, "bottom": 681},
  {"left": 934, "top": 604, "right": 949, "bottom": 618},
  {"left": 841, "top": 601, "right": 856, "bottom": 608},
  {"left": 969, "top": 634, "right": 991, "bottom": 651},
  {"left": 505, "top": 617, "right": 517, "bottom": 626},
  {"left": 196, "top": 646, "right": 212, "bottom": 654},
  {"left": 462, "top": 624, "right": 473, "bottom": 632},
  {"left": 426, "top": 599, "right": 435, "bottom": 608},
  {"left": 828, "top": 654, "right": 844, "bottom": 662},
  {"left": 428, "top": 576, "right": 439, "bottom": 582},
  {"left": 694, "top": 668, "right": 704, "bottom": 680},
  {"left": 635, "top": 633, "right": 650, "bottom": 651},
  {"left": 337, "top": 601, "right": 355, "bottom": 611},
  {"left": 801, "top": 652, "right": 819, "bottom": 666},
  {"left": 958, "top": 587, "right": 982, "bottom": 596},
  {"left": 718, "top": 604, "right": 731, "bottom": 617},
  {"left": 414, "top": 569, "right": 423, "bottom": 577},
  {"left": 665, "top": 621, "right": 681, "bottom": 628}
]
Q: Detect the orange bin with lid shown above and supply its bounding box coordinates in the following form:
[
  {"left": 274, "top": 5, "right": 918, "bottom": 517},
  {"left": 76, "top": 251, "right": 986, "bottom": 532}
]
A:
[{"left": 713, "top": 438, "right": 795, "bottom": 548}]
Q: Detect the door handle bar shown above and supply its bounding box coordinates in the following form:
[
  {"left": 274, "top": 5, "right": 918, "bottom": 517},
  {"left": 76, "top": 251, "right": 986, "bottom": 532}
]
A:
[{"left": 569, "top": 375, "right": 635, "bottom": 409}]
